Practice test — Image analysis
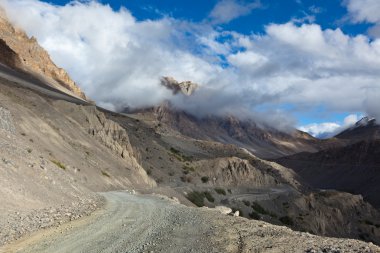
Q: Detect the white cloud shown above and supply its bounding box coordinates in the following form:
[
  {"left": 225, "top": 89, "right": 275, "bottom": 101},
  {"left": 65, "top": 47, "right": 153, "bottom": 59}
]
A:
[
  {"left": 208, "top": 0, "right": 261, "bottom": 25},
  {"left": 344, "top": 0, "right": 380, "bottom": 38},
  {"left": 299, "top": 122, "right": 341, "bottom": 138},
  {"left": 299, "top": 114, "right": 362, "bottom": 138},
  {"left": 1, "top": 1, "right": 379, "bottom": 129},
  {"left": 345, "top": 0, "right": 380, "bottom": 23}
]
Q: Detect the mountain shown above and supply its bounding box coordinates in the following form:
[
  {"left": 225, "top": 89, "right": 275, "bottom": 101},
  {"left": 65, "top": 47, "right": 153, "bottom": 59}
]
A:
[
  {"left": 0, "top": 15, "right": 379, "bottom": 250},
  {"left": 126, "top": 101, "right": 343, "bottom": 159},
  {"left": 0, "top": 10, "right": 86, "bottom": 100},
  {"left": 277, "top": 117, "right": 380, "bottom": 208},
  {"left": 335, "top": 117, "right": 380, "bottom": 141}
]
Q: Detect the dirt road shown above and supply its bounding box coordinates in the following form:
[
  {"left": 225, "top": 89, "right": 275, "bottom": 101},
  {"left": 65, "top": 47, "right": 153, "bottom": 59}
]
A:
[
  {"left": 0, "top": 191, "right": 228, "bottom": 253},
  {"left": 1, "top": 191, "right": 379, "bottom": 253}
]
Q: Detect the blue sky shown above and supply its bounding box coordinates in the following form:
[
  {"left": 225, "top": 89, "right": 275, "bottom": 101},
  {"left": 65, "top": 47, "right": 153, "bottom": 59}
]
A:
[
  {"left": 45, "top": 0, "right": 371, "bottom": 36},
  {"left": 4, "top": 0, "right": 380, "bottom": 137}
]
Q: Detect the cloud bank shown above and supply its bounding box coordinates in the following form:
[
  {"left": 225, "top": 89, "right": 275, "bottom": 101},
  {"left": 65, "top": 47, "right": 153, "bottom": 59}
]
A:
[
  {"left": 299, "top": 114, "right": 362, "bottom": 138},
  {"left": 1, "top": 0, "right": 379, "bottom": 132}
]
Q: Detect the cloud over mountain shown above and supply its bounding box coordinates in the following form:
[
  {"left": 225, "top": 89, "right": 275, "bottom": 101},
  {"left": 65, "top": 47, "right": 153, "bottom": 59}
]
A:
[{"left": 1, "top": 0, "right": 379, "bottom": 129}]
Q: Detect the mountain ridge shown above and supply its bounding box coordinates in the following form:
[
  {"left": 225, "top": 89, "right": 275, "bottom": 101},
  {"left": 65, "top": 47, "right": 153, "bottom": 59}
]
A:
[{"left": 0, "top": 10, "right": 86, "bottom": 100}]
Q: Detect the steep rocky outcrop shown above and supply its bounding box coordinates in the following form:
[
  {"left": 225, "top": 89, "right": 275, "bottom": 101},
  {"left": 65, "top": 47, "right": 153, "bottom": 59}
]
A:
[
  {"left": 0, "top": 10, "right": 86, "bottom": 99},
  {"left": 195, "top": 157, "right": 278, "bottom": 187},
  {"left": 160, "top": 76, "right": 198, "bottom": 96}
]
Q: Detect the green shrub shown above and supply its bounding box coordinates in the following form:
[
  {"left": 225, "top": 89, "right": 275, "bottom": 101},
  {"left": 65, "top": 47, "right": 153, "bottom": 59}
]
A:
[
  {"left": 186, "top": 191, "right": 205, "bottom": 207},
  {"left": 182, "top": 165, "right": 195, "bottom": 172},
  {"left": 101, "top": 170, "right": 111, "bottom": 178},
  {"left": 170, "top": 147, "right": 180, "bottom": 154},
  {"left": 51, "top": 160, "right": 66, "bottom": 170},
  {"left": 203, "top": 191, "right": 215, "bottom": 203},
  {"left": 279, "top": 216, "right": 294, "bottom": 226},
  {"left": 243, "top": 200, "right": 250, "bottom": 206},
  {"left": 27, "top": 148, "right": 32, "bottom": 153},
  {"left": 169, "top": 147, "right": 193, "bottom": 162},
  {"left": 215, "top": 188, "right": 226, "bottom": 195},
  {"left": 201, "top": 176, "right": 209, "bottom": 183}
]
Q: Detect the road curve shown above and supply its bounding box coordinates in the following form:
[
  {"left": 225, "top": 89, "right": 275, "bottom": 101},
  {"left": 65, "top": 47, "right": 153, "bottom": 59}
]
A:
[{"left": 0, "top": 192, "right": 228, "bottom": 253}]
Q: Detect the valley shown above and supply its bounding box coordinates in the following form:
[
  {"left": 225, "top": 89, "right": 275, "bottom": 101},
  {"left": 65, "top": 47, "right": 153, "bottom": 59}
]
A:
[{"left": 0, "top": 5, "right": 380, "bottom": 253}]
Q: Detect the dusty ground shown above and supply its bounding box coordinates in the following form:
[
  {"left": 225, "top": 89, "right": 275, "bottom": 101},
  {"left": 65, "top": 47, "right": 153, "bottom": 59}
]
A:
[{"left": 1, "top": 191, "right": 379, "bottom": 253}]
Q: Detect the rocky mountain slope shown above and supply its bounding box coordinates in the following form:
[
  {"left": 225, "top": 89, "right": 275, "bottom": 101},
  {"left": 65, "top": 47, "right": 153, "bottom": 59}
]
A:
[
  {"left": 0, "top": 75, "right": 154, "bottom": 245},
  {"left": 127, "top": 102, "right": 341, "bottom": 159},
  {"left": 0, "top": 9, "right": 86, "bottom": 100},
  {"left": 336, "top": 117, "right": 380, "bottom": 141},
  {"left": 277, "top": 139, "right": 380, "bottom": 208},
  {"left": 276, "top": 118, "right": 380, "bottom": 208}
]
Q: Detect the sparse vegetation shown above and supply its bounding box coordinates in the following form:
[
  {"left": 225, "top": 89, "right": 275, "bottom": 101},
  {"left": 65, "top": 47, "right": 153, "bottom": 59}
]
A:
[
  {"left": 51, "top": 160, "right": 66, "bottom": 170},
  {"left": 168, "top": 171, "right": 175, "bottom": 176},
  {"left": 101, "top": 170, "right": 111, "bottom": 178},
  {"left": 279, "top": 216, "right": 294, "bottom": 226},
  {"left": 214, "top": 188, "right": 226, "bottom": 195},
  {"left": 201, "top": 176, "right": 209, "bottom": 183},
  {"left": 186, "top": 191, "right": 215, "bottom": 206},
  {"left": 147, "top": 169, "right": 152, "bottom": 175},
  {"left": 170, "top": 147, "right": 180, "bottom": 154},
  {"left": 186, "top": 191, "right": 205, "bottom": 207},
  {"left": 203, "top": 191, "right": 215, "bottom": 203},
  {"left": 27, "top": 148, "right": 32, "bottom": 153},
  {"left": 20, "top": 132, "right": 26, "bottom": 136},
  {"left": 182, "top": 165, "right": 195, "bottom": 172},
  {"left": 169, "top": 147, "right": 193, "bottom": 162}
]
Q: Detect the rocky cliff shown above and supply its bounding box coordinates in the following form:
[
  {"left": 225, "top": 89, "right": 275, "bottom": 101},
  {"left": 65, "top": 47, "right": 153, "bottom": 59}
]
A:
[{"left": 0, "top": 10, "right": 86, "bottom": 100}]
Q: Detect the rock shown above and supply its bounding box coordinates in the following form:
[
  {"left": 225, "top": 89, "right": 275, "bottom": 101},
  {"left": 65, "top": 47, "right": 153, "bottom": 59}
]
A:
[
  {"left": 0, "top": 107, "right": 15, "bottom": 134},
  {"left": 233, "top": 211, "right": 239, "bottom": 217},
  {"left": 214, "top": 206, "right": 232, "bottom": 215},
  {"left": 160, "top": 76, "right": 198, "bottom": 96}
]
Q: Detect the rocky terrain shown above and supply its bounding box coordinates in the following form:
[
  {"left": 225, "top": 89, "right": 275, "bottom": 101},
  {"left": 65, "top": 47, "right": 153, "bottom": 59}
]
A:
[
  {"left": 277, "top": 139, "right": 380, "bottom": 208},
  {"left": 1, "top": 191, "right": 379, "bottom": 253},
  {"left": 0, "top": 73, "right": 154, "bottom": 245},
  {"left": 127, "top": 101, "right": 343, "bottom": 159}
]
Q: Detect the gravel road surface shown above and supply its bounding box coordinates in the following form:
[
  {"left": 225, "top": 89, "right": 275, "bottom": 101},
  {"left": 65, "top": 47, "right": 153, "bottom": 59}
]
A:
[{"left": 1, "top": 191, "right": 379, "bottom": 253}]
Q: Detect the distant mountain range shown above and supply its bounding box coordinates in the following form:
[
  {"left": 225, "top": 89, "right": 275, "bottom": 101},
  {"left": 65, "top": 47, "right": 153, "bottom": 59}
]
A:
[{"left": 277, "top": 118, "right": 380, "bottom": 208}]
